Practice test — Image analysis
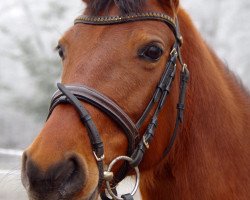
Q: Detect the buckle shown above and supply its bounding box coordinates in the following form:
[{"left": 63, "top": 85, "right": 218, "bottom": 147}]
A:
[
  {"left": 143, "top": 135, "right": 150, "bottom": 149},
  {"left": 170, "top": 48, "right": 177, "bottom": 57},
  {"left": 93, "top": 151, "right": 105, "bottom": 161},
  {"left": 178, "top": 35, "right": 184, "bottom": 46},
  {"left": 182, "top": 63, "right": 187, "bottom": 72}
]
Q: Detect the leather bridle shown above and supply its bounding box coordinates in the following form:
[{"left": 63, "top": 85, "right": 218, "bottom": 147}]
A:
[{"left": 47, "top": 12, "right": 189, "bottom": 200}]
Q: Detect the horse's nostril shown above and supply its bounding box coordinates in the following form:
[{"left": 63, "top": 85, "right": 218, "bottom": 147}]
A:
[
  {"left": 53, "top": 157, "right": 76, "bottom": 181},
  {"left": 21, "top": 151, "right": 29, "bottom": 189},
  {"left": 22, "top": 153, "right": 86, "bottom": 199},
  {"left": 58, "top": 155, "right": 86, "bottom": 197}
]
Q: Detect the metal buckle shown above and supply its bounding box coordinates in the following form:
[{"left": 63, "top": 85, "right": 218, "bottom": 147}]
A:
[
  {"left": 104, "top": 156, "right": 140, "bottom": 200},
  {"left": 182, "top": 63, "right": 187, "bottom": 72},
  {"left": 143, "top": 136, "right": 150, "bottom": 149},
  {"left": 178, "top": 36, "right": 184, "bottom": 45},
  {"left": 93, "top": 151, "right": 105, "bottom": 161},
  {"left": 170, "top": 48, "right": 177, "bottom": 57}
]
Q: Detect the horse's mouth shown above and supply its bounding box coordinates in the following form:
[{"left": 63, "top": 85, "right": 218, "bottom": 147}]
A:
[
  {"left": 85, "top": 188, "right": 99, "bottom": 200},
  {"left": 27, "top": 193, "right": 98, "bottom": 200},
  {"left": 26, "top": 187, "right": 99, "bottom": 200}
]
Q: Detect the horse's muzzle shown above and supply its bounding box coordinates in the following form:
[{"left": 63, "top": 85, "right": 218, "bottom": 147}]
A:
[{"left": 21, "top": 152, "right": 87, "bottom": 200}]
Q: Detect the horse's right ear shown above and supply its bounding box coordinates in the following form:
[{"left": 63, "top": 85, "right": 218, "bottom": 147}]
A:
[{"left": 158, "top": 0, "right": 180, "bottom": 12}]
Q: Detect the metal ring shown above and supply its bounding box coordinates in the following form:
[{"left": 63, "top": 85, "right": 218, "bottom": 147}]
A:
[{"left": 105, "top": 156, "right": 140, "bottom": 200}]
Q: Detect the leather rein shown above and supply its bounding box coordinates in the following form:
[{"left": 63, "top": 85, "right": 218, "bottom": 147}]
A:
[{"left": 47, "top": 12, "right": 189, "bottom": 200}]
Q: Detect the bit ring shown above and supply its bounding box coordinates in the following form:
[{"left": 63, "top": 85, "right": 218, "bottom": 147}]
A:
[{"left": 105, "top": 156, "right": 140, "bottom": 200}]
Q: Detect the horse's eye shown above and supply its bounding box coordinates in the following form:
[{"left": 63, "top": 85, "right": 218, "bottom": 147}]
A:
[
  {"left": 139, "top": 44, "right": 163, "bottom": 61},
  {"left": 56, "top": 45, "right": 65, "bottom": 60}
]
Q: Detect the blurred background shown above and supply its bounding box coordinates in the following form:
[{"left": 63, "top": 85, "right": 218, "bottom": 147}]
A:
[{"left": 0, "top": 0, "right": 249, "bottom": 199}]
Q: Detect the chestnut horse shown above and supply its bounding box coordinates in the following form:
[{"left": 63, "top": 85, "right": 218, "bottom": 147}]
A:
[{"left": 21, "top": 0, "right": 250, "bottom": 200}]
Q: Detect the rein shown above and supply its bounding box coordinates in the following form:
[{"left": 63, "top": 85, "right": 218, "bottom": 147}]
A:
[{"left": 47, "top": 12, "right": 189, "bottom": 200}]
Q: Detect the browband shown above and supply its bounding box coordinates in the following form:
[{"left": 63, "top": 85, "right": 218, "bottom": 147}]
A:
[{"left": 74, "top": 12, "right": 182, "bottom": 44}]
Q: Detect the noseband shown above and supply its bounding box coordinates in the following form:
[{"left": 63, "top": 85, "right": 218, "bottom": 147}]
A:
[{"left": 48, "top": 12, "right": 189, "bottom": 200}]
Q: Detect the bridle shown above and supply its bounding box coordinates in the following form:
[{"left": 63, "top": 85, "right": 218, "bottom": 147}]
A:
[{"left": 47, "top": 12, "right": 189, "bottom": 200}]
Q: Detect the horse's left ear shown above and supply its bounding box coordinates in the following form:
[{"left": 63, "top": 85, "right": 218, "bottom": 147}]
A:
[
  {"left": 172, "top": 0, "right": 179, "bottom": 9},
  {"left": 158, "top": 0, "right": 180, "bottom": 12}
]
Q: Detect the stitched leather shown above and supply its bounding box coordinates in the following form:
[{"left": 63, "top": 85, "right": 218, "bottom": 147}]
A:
[
  {"left": 49, "top": 84, "right": 139, "bottom": 153},
  {"left": 74, "top": 12, "right": 183, "bottom": 44},
  {"left": 48, "top": 84, "right": 139, "bottom": 187}
]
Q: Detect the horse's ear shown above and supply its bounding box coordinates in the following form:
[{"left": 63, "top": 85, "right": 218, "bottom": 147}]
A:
[
  {"left": 172, "top": 0, "right": 179, "bottom": 9},
  {"left": 158, "top": 0, "right": 180, "bottom": 12}
]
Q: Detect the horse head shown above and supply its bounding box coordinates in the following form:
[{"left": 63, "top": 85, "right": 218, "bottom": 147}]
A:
[{"left": 21, "top": 0, "right": 250, "bottom": 200}]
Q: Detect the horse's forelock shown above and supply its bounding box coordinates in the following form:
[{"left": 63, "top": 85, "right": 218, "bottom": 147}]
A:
[{"left": 83, "top": 0, "right": 146, "bottom": 15}]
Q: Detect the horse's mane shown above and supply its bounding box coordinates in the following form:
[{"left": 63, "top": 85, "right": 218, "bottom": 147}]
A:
[
  {"left": 207, "top": 45, "right": 250, "bottom": 97},
  {"left": 226, "top": 66, "right": 250, "bottom": 97},
  {"left": 86, "top": 0, "right": 146, "bottom": 15}
]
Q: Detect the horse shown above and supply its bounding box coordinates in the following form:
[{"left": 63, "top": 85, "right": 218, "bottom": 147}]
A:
[{"left": 21, "top": 0, "right": 250, "bottom": 199}]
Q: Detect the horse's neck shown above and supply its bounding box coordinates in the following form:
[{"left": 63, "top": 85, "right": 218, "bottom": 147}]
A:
[{"left": 140, "top": 8, "right": 250, "bottom": 200}]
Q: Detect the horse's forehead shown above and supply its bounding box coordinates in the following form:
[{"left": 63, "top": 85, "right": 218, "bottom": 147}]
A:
[
  {"left": 63, "top": 20, "right": 171, "bottom": 50},
  {"left": 59, "top": 21, "right": 172, "bottom": 85},
  {"left": 61, "top": 0, "right": 171, "bottom": 47}
]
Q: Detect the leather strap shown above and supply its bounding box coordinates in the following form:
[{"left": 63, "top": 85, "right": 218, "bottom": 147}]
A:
[
  {"left": 121, "top": 193, "right": 134, "bottom": 200},
  {"left": 49, "top": 85, "right": 139, "bottom": 154},
  {"left": 74, "top": 12, "right": 183, "bottom": 44},
  {"left": 48, "top": 84, "right": 139, "bottom": 187},
  {"left": 130, "top": 46, "right": 178, "bottom": 167},
  {"left": 136, "top": 43, "right": 179, "bottom": 129},
  {"left": 162, "top": 67, "right": 189, "bottom": 157},
  {"left": 56, "top": 83, "right": 105, "bottom": 187}
]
